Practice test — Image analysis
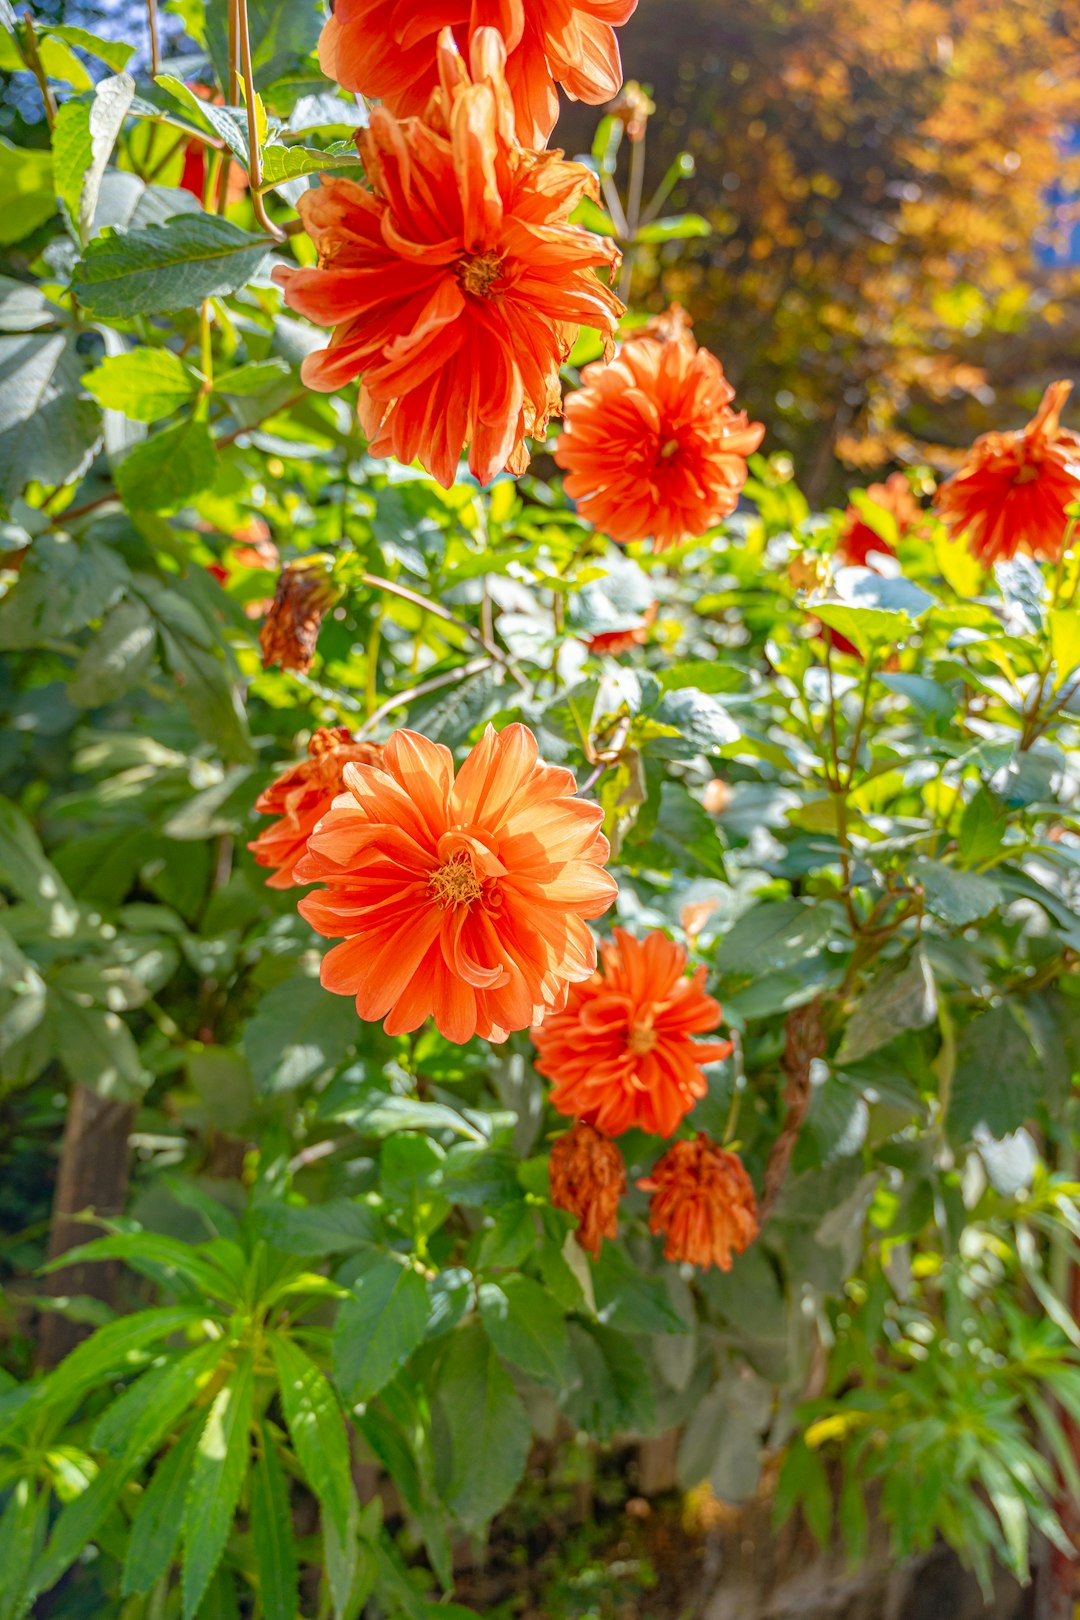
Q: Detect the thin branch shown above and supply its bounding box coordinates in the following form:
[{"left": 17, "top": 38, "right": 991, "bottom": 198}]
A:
[
  {"left": 146, "top": 0, "right": 161, "bottom": 77},
  {"left": 20, "top": 15, "right": 56, "bottom": 129},
  {"left": 357, "top": 656, "right": 494, "bottom": 737},
  {"left": 234, "top": 0, "right": 285, "bottom": 241},
  {"left": 358, "top": 570, "right": 528, "bottom": 688},
  {"left": 759, "top": 1000, "right": 826, "bottom": 1224}
]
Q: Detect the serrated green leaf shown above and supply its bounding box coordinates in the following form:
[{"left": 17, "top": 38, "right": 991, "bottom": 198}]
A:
[
  {"left": 259, "top": 142, "right": 363, "bottom": 184},
  {"left": 433, "top": 1325, "right": 531, "bottom": 1532},
  {"left": 52, "top": 74, "right": 135, "bottom": 240},
  {"left": 115, "top": 418, "right": 217, "bottom": 512},
  {"left": 73, "top": 216, "right": 270, "bottom": 317},
  {"left": 85, "top": 348, "right": 199, "bottom": 422},
  {"left": 213, "top": 358, "right": 291, "bottom": 395},
  {"left": 154, "top": 76, "right": 249, "bottom": 165},
  {"left": 250, "top": 1423, "right": 298, "bottom": 1620},
  {"left": 269, "top": 1334, "right": 352, "bottom": 1546},
  {"left": 53, "top": 996, "right": 147, "bottom": 1099},
  {"left": 181, "top": 1354, "right": 254, "bottom": 1620},
  {"left": 122, "top": 1418, "right": 202, "bottom": 1595},
  {"left": 478, "top": 1275, "right": 570, "bottom": 1386},
  {"left": 43, "top": 24, "right": 135, "bottom": 72},
  {"left": 69, "top": 598, "right": 157, "bottom": 707},
  {"left": 0, "top": 333, "right": 100, "bottom": 501},
  {"left": 243, "top": 971, "right": 358, "bottom": 1093},
  {"left": 333, "top": 1262, "right": 428, "bottom": 1403},
  {"left": 813, "top": 602, "right": 911, "bottom": 658}
]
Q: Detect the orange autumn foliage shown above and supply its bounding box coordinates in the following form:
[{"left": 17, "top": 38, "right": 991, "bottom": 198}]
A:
[
  {"left": 639, "top": 1133, "right": 758, "bottom": 1271},
  {"left": 554, "top": 314, "right": 763, "bottom": 549},
  {"left": 549, "top": 1121, "right": 626, "bottom": 1258},
  {"left": 276, "top": 28, "right": 623, "bottom": 490},
  {"left": 934, "top": 381, "right": 1080, "bottom": 564},
  {"left": 249, "top": 730, "right": 385, "bottom": 889},
  {"left": 532, "top": 927, "right": 732, "bottom": 1138},
  {"left": 294, "top": 724, "right": 617, "bottom": 1044},
  {"left": 319, "top": 0, "right": 639, "bottom": 147}
]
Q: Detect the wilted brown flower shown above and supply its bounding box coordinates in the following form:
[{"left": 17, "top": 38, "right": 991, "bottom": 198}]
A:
[
  {"left": 549, "top": 1121, "right": 626, "bottom": 1259},
  {"left": 639, "top": 1133, "right": 758, "bottom": 1271},
  {"left": 608, "top": 80, "right": 655, "bottom": 142},
  {"left": 260, "top": 555, "right": 339, "bottom": 674}
]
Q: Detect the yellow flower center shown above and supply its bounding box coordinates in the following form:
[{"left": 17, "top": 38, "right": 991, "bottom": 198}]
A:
[
  {"left": 428, "top": 854, "right": 484, "bottom": 908},
  {"left": 627, "top": 1022, "right": 658, "bottom": 1056},
  {"left": 659, "top": 438, "right": 681, "bottom": 459},
  {"left": 457, "top": 251, "right": 505, "bottom": 299}
]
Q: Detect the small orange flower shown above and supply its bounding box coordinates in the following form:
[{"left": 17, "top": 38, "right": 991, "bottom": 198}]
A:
[
  {"left": 260, "top": 556, "right": 339, "bottom": 673},
  {"left": 935, "top": 381, "right": 1080, "bottom": 565},
  {"left": 839, "top": 471, "right": 919, "bottom": 567},
  {"left": 584, "top": 601, "right": 657, "bottom": 656},
  {"left": 249, "top": 729, "right": 385, "bottom": 889},
  {"left": 276, "top": 28, "right": 623, "bottom": 491},
  {"left": 319, "top": 1, "right": 639, "bottom": 148},
  {"left": 639, "top": 1134, "right": 758, "bottom": 1271},
  {"left": 554, "top": 315, "right": 764, "bottom": 550},
  {"left": 295, "top": 724, "right": 617, "bottom": 1044},
  {"left": 549, "top": 1121, "right": 626, "bottom": 1258},
  {"left": 532, "top": 927, "right": 732, "bottom": 1138}
]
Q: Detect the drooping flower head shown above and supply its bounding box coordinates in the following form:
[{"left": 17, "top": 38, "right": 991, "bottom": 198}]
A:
[
  {"left": 260, "top": 555, "right": 339, "bottom": 673},
  {"left": 584, "top": 601, "right": 657, "bottom": 657},
  {"left": 318, "top": 1, "right": 639, "bottom": 148},
  {"left": 839, "top": 470, "right": 920, "bottom": 567},
  {"left": 249, "top": 729, "right": 385, "bottom": 890},
  {"left": 275, "top": 28, "right": 623, "bottom": 491},
  {"left": 639, "top": 1134, "right": 758, "bottom": 1271},
  {"left": 532, "top": 927, "right": 732, "bottom": 1137},
  {"left": 934, "top": 381, "right": 1080, "bottom": 565},
  {"left": 549, "top": 1121, "right": 626, "bottom": 1258},
  {"left": 295, "top": 724, "right": 617, "bottom": 1044},
  {"left": 554, "top": 309, "right": 764, "bottom": 550}
]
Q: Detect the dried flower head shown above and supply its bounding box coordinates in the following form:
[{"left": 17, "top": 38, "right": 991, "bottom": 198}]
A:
[
  {"left": 249, "top": 729, "right": 385, "bottom": 889},
  {"left": 639, "top": 1134, "right": 758, "bottom": 1271},
  {"left": 260, "top": 556, "right": 339, "bottom": 673},
  {"left": 549, "top": 1121, "right": 626, "bottom": 1258}
]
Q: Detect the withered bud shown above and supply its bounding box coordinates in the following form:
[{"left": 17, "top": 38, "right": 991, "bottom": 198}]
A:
[
  {"left": 549, "top": 1121, "right": 626, "bottom": 1259},
  {"left": 608, "top": 81, "right": 656, "bottom": 142},
  {"left": 260, "top": 554, "right": 339, "bottom": 674},
  {"left": 788, "top": 552, "right": 831, "bottom": 595},
  {"left": 623, "top": 302, "right": 695, "bottom": 351}
]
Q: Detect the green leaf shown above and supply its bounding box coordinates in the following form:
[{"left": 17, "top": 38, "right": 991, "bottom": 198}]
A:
[
  {"left": 91, "top": 1341, "right": 224, "bottom": 1458},
  {"left": 43, "top": 24, "right": 136, "bottom": 72},
  {"left": 650, "top": 687, "right": 740, "bottom": 755},
  {"left": 0, "top": 334, "right": 101, "bottom": 501},
  {"left": 0, "top": 531, "right": 128, "bottom": 650},
  {"left": 911, "top": 857, "right": 1003, "bottom": 926},
  {"left": 182, "top": 1354, "right": 254, "bottom": 1620},
  {"left": 333, "top": 1262, "right": 429, "bottom": 1404},
  {"left": 52, "top": 74, "right": 135, "bottom": 240},
  {"left": 85, "top": 348, "right": 199, "bottom": 422},
  {"left": 122, "top": 1419, "right": 202, "bottom": 1595},
  {"left": 6, "top": 1307, "right": 201, "bottom": 1441},
  {"left": 243, "top": 971, "right": 358, "bottom": 1094},
  {"left": 634, "top": 212, "right": 712, "bottom": 243},
  {"left": 256, "top": 1198, "right": 375, "bottom": 1257},
  {"left": 250, "top": 1423, "right": 298, "bottom": 1620},
  {"left": 0, "top": 139, "right": 55, "bottom": 246},
  {"left": 958, "top": 788, "right": 1007, "bottom": 866},
  {"left": 45, "top": 1233, "right": 242, "bottom": 1307},
  {"left": 433, "top": 1325, "right": 531, "bottom": 1532},
  {"left": 53, "top": 996, "right": 147, "bottom": 1099},
  {"left": 478, "top": 1276, "right": 570, "bottom": 1387},
  {"left": 259, "top": 142, "right": 364, "bottom": 183},
  {"left": 590, "top": 1243, "right": 688, "bottom": 1335},
  {"left": 837, "top": 949, "right": 937, "bottom": 1063},
  {"left": 139, "top": 577, "right": 253, "bottom": 763},
  {"left": 154, "top": 76, "right": 250, "bottom": 165},
  {"left": 115, "top": 418, "right": 218, "bottom": 512},
  {"left": 714, "top": 901, "right": 834, "bottom": 980},
  {"left": 677, "top": 1374, "right": 771, "bottom": 1503},
  {"left": 73, "top": 216, "right": 270, "bottom": 317},
  {"left": 69, "top": 598, "right": 157, "bottom": 707},
  {"left": 0, "top": 795, "right": 75, "bottom": 913},
  {"left": 269, "top": 1334, "right": 352, "bottom": 1546},
  {"left": 213, "top": 358, "right": 291, "bottom": 395},
  {"left": 0, "top": 1479, "right": 48, "bottom": 1620},
  {"left": 813, "top": 603, "right": 911, "bottom": 659},
  {"left": 1050, "top": 607, "right": 1080, "bottom": 681},
  {"left": 563, "top": 1323, "right": 655, "bottom": 1439},
  {"left": 947, "top": 1006, "right": 1042, "bottom": 1142}
]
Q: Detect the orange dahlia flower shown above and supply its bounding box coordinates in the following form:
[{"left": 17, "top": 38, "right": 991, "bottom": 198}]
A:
[
  {"left": 839, "top": 471, "right": 920, "bottom": 567},
  {"left": 584, "top": 601, "right": 657, "bottom": 656},
  {"left": 275, "top": 28, "right": 623, "bottom": 491},
  {"left": 639, "top": 1134, "right": 758, "bottom": 1271},
  {"left": 935, "top": 381, "right": 1080, "bottom": 565},
  {"left": 294, "top": 724, "right": 617, "bottom": 1044},
  {"left": 318, "top": 0, "right": 639, "bottom": 148},
  {"left": 549, "top": 1121, "right": 626, "bottom": 1258},
  {"left": 554, "top": 315, "right": 764, "bottom": 551},
  {"left": 532, "top": 927, "right": 732, "bottom": 1138},
  {"left": 249, "top": 729, "right": 385, "bottom": 889}
]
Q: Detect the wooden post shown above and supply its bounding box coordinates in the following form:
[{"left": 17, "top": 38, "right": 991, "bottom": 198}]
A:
[{"left": 37, "top": 1085, "right": 135, "bottom": 1369}]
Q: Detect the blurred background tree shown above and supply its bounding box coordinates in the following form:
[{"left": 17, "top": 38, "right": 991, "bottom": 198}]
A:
[{"left": 561, "top": 0, "right": 1080, "bottom": 502}]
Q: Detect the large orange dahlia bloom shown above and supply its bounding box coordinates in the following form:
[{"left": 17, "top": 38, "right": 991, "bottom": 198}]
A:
[
  {"left": 935, "top": 381, "right": 1080, "bottom": 565},
  {"left": 532, "top": 927, "right": 732, "bottom": 1138},
  {"left": 275, "top": 29, "right": 623, "bottom": 490},
  {"left": 294, "top": 724, "right": 617, "bottom": 1044},
  {"left": 639, "top": 1134, "right": 758, "bottom": 1272},
  {"left": 549, "top": 1121, "right": 626, "bottom": 1258},
  {"left": 249, "top": 729, "right": 385, "bottom": 890},
  {"left": 319, "top": 0, "right": 639, "bottom": 148},
  {"left": 554, "top": 314, "right": 764, "bottom": 550}
]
